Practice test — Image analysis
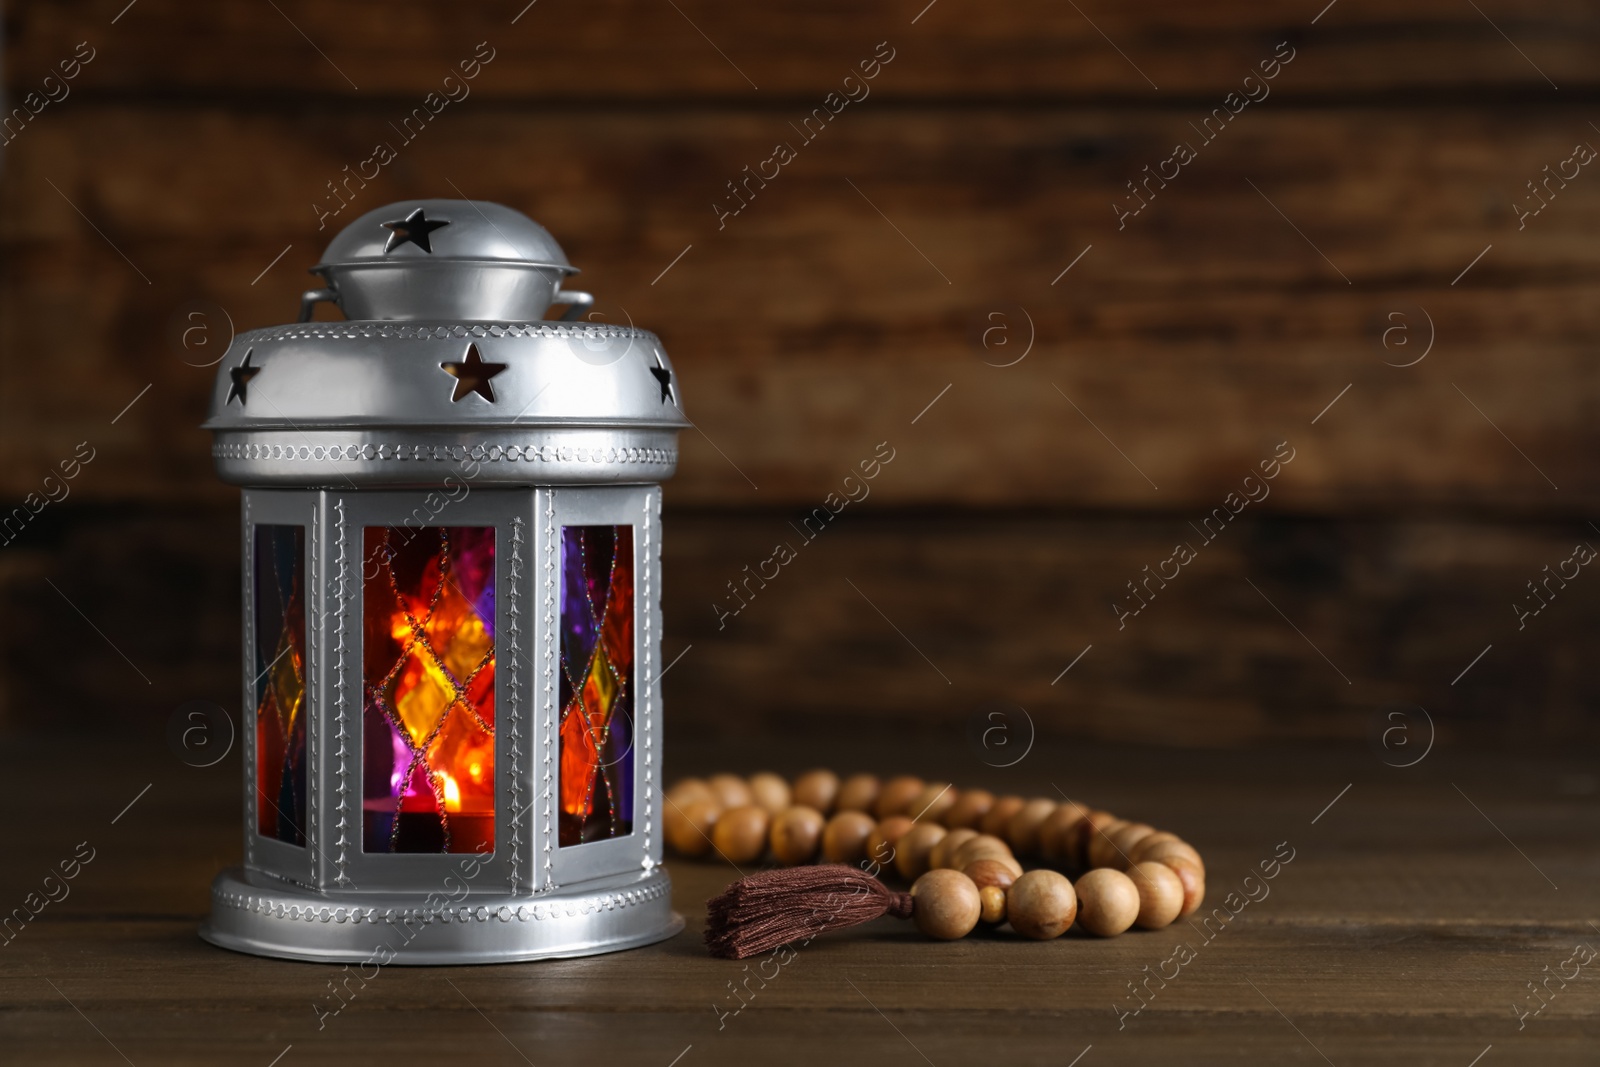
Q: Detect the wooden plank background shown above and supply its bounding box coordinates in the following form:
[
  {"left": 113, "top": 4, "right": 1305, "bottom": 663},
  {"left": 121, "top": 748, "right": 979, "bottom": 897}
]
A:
[
  {"left": 2, "top": 0, "right": 1596, "bottom": 741},
  {"left": 5, "top": 738, "right": 1598, "bottom": 1064}
]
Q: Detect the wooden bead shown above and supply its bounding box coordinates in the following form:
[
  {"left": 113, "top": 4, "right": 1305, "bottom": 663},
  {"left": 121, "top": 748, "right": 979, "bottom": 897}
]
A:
[
  {"left": 1006, "top": 870, "right": 1077, "bottom": 940},
  {"left": 1106, "top": 823, "right": 1158, "bottom": 869},
  {"left": 954, "top": 831, "right": 1015, "bottom": 858},
  {"left": 910, "top": 782, "right": 957, "bottom": 824},
  {"left": 865, "top": 815, "right": 914, "bottom": 870},
  {"left": 944, "top": 788, "right": 995, "bottom": 829},
  {"left": 979, "top": 795, "right": 1027, "bottom": 837},
  {"left": 711, "top": 804, "right": 770, "bottom": 865},
  {"left": 979, "top": 885, "right": 1007, "bottom": 924},
  {"left": 1128, "top": 830, "right": 1185, "bottom": 863},
  {"left": 707, "top": 773, "right": 753, "bottom": 809},
  {"left": 958, "top": 852, "right": 1022, "bottom": 881},
  {"left": 962, "top": 858, "right": 1018, "bottom": 891},
  {"left": 1063, "top": 809, "right": 1119, "bottom": 867},
  {"left": 1140, "top": 838, "right": 1205, "bottom": 876},
  {"left": 929, "top": 827, "right": 979, "bottom": 870},
  {"left": 666, "top": 777, "right": 714, "bottom": 807},
  {"left": 910, "top": 870, "right": 982, "bottom": 940},
  {"left": 1006, "top": 797, "right": 1058, "bottom": 856},
  {"left": 1158, "top": 854, "right": 1207, "bottom": 917},
  {"left": 769, "top": 804, "right": 825, "bottom": 866},
  {"left": 1037, "top": 803, "right": 1089, "bottom": 864},
  {"left": 895, "top": 822, "right": 948, "bottom": 881},
  {"left": 874, "top": 775, "right": 926, "bottom": 818},
  {"left": 664, "top": 799, "right": 721, "bottom": 857},
  {"left": 1128, "top": 861, "right": 1185, "bottom": 930},
  {"left": 1074, "top": 868, "right": 1140, "bottom": 937},
  {"left": 747, "top": 772, "right": 792, "bottom": 814},
  {"left": 792, "top": 769, "right": 841, "bottom": 814},
  {"left": 951, "top": 834, "right": 1018, "bottom": 873},
  {"left": 1085, "top": 817, "right": 1132, "bottom": 869},
  {"left": 991, "top": 855, "right": 1026, "bottom": 880},
  {"left": 820, "top": 811, "right": 877, "bottom": 864},
  {"left": 836, "top": 773, "right": 881, "bottom": 813}
]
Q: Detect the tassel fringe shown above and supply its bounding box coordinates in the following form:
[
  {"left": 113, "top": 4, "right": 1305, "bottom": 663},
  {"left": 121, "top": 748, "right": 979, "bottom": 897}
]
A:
[{"left": 704, "top": 864, "right": 914, "bottom": 959}]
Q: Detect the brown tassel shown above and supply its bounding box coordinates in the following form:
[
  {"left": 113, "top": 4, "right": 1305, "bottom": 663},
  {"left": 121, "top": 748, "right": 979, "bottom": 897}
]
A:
[{"left": 705, "top": 864, "right": 914, "bottom": 959}]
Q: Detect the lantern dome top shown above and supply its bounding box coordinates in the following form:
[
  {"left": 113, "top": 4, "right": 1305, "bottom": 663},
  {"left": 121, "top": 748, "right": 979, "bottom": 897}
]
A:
[
  {"left": 203, "top": 199, "right": 688, "bottom": 489},
  {"left": 302, "top": 199, "right": 590, "bottom": 323},
  {"left": 316, "top": 198, "right": 577, "bottom": 275}
]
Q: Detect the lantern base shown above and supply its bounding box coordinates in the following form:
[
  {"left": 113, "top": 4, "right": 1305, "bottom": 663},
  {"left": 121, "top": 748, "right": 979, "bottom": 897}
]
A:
[{"left": 200, "top": 866, "right": 683, "bottom": 964}]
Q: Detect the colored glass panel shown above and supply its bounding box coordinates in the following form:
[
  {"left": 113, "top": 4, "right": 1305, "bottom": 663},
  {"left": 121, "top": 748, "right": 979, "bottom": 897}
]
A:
[
  {"left": 362, "top": 526, "right": 496, "bottom": 854},
  {"left": 254, "top": 525, "right": 307, "bottom": 846},
  {"left": 559, "top": 525, "right": 634, "bottom": 846}
]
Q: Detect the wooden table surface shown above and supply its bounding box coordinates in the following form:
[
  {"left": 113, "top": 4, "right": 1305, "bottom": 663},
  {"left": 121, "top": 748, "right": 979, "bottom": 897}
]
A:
[{"left": 4, "top": 733, "right": 1597, "bottom": 1066}]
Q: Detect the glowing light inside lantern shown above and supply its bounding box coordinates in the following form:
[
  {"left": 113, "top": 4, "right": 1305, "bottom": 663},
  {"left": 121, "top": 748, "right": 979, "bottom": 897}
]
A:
[
  {"left": 361, "top": 526, "right": 496, "bottom": 854},
  {"left": 438, "top": 771, "right": 462, "bottom": 813}
]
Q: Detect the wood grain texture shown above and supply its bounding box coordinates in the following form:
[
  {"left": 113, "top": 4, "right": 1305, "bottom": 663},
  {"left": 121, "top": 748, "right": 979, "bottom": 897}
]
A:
[
  {"left": 5, "top": 0, "right": 1598, "bottom": 99},
  {"left": 2, "top": 104, "right": 1597, "bottom": 509},
  {"left": 0, "top": 20, "right": 1592, "bottom": 1061},
  {"left": 1, "top": 738, "right": 1595, "bottom": 1065},
  {"left": 0, "top": 8, "right": 1593, "bottom": 752},
  {"left": 5, "top": 507, "right": 1598, "bottom": 744}
]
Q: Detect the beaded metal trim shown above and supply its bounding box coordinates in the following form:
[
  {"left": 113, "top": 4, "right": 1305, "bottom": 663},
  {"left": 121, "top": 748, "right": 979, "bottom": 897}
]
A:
[
  {"left": 237, "top": 322, "right": 656, "bottom": 344},
  {"left": 332, "top": 498, "right": 352, "bottom": 887},
  {"left": 242, "top": 495, "right": 255, "bottom": 869},
  {"left": 210, "top": 879, "right": 669, "bottom": 925},
  {"left": 539, "top": 490, "right": 558, "bottom": 892},
  {"left": 507, "top": 516, "right": 525, "bottom": 894},
  {"left": 641, "top": 491, "right": 656, "bottom": 867},
  {"left": 306, "top": 495, "right": 320, "bottom": 883},
  {"left": 213, "top": 442, "right": 676, "bottom": 466}
]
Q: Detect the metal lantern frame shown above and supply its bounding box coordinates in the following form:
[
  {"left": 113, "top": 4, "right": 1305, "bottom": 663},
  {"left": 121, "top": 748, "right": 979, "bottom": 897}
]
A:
[{"left": 199, "top": 200, "right": 687, "bottom": 964}]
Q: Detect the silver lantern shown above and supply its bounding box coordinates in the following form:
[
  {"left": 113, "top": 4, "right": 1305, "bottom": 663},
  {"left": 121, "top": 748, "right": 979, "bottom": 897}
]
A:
[{"left": 199, "top": 199, "right": 687, "bottom": 963}]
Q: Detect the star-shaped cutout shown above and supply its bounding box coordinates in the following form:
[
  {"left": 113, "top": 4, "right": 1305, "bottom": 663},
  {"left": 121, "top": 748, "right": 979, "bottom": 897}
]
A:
[
  {"left": 648, "top": 352, "right": 675, "bottom": 405},
  {"left": 440, "top": 343, "right": 507, "bottom": 403},
  {"left": 381, "top": 207, "right": 450, "bottom": 254},
  {"left": 226, "top": 349, "right": 259, "bottom": 405}
]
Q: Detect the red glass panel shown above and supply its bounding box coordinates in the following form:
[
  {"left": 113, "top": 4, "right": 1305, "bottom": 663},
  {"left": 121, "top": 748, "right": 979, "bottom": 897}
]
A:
[
  {"left": 362, "top": 526, "right": 496, "bottom": 854},
  {"left": 254, "top": 525, "right": 307, "bottom": 846},
  {"left": 559, "top": 525, "right": 634, "bottom": 846}
]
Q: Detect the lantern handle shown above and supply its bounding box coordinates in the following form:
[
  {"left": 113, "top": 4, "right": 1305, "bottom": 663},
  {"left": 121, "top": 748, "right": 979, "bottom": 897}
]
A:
[
  {"left": 550, "top": 288, "right": 594, "bottom": 322},
  {"left": 298, "top": 287, "right": 340, "bottom": 323}
]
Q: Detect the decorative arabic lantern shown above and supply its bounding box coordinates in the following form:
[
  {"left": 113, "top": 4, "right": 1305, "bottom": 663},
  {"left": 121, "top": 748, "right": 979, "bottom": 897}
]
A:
[{"left": 200, "top": 199, "right": 688, "bottom": 963}]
